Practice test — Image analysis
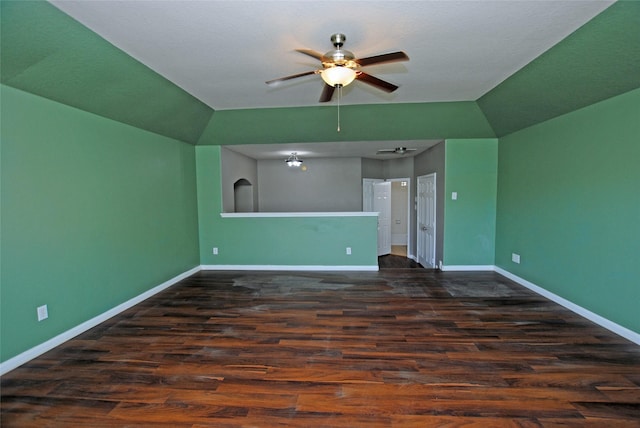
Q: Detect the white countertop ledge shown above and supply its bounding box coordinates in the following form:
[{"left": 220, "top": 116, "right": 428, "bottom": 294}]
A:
[{"left": 220, "top": 212, "right": 379, "bottom": 218}]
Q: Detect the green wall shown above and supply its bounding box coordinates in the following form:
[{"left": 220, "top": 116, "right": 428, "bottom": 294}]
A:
[
  {"left": 195, "top": 146, "right": 378, "bottom": 267},
  {"left": 1, "top": 86, "right": 200, "bottom": 362},
  {"left": 495, "top": 88, "right": 640, "bottom": 333},
  {"left": 443, "top": 139, "right": 498, "bottom": 266},
  {"left": 478, "top": 0, "right": 640, "bottom": 137},
  {"left": 198, "top": 102, "right": 495, "bottom": 145}
]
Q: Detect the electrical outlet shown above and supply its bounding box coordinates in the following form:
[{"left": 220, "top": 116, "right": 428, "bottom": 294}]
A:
[
  {"left": 37, "top": 304, "right": 48, "bottom": 321},
  {"left": 346, "top": 247, "right": 352, "bottom": 255},
  {"left": 213, "top": 247, "right": 218, "bottom": 255},
  {"left": 512, "top": 253, "right": 521, "bottom": 264}
]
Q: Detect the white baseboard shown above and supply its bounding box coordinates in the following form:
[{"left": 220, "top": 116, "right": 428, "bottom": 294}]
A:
[
  {"left": 441, "top": 265, "right": 495, "bottom": 271},
  {"left": 495, "top": 266, "right": 640, "bottom": 345},
  {"left": 201, "top": 265, "right": 379, "bottom": 272},
  {"left": 0, "top": 266, "right": 201, "bottom": 376}
]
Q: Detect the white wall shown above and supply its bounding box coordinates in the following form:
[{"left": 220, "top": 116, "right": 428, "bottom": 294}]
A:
[
  {"left": 258, "top": 157, "right": 363, "bottom": 212},
  {"left": 383, "top": 156, "right": 414, "bottom": 179},
  {"left": 361, "top": 158, "right": 384, "bottom": 179},
  {"left": 221, "top": 147, "right": 258, "bottom": 213}
]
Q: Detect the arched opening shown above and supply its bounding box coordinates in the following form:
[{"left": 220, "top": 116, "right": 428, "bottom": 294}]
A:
[{"left": 234, "top": 178, "right": 254, "bottom": 212}]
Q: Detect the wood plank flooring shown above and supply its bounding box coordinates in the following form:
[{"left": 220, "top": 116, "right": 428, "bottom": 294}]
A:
[
  {"left": 2, "top": 270, "right": 640, "bottom": 427},
  {"left": 378, "top": 254, "right": 422, "bottom": 269}
]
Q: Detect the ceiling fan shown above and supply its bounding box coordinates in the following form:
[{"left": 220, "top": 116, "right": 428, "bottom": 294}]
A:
[
  {"left": 376, "top": 147, "right": 417, "bottom": 155},
  {"left": 266, "top": 33, "right": 409, "bottom": 102}
]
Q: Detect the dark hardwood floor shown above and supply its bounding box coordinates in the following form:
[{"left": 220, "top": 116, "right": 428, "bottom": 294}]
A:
[
  {"left": 2, "top": 270, "right": 639, "bottom": 427},
  {"left": 378, "top": 254, "right": 422, "bottom": 269}
]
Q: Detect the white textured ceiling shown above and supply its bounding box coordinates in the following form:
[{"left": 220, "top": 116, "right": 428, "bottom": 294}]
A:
[
  {"left": 50, "top": 0, "right": 613, "bottom": 111},
  {"left": 224, "top": 139, "right": 442, "bottom": 161}
]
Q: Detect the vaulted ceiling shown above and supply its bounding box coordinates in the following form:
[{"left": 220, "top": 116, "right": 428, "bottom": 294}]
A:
[{"left": 2, "top": 1, "right": 639, "bottom": 146}]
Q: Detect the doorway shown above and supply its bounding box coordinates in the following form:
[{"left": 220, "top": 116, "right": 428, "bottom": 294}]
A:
[
  {"left": 388, "top": 179, "right": 410, "bottom": 258},
  {"left": 363, "top": 177, "right": 412, "bottom": 262}
]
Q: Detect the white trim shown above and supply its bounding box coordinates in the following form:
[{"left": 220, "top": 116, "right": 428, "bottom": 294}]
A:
[
  {"left": 220, "top": 212, "right": 378, "bottom": 218},
  {"left": 201, "top": 265, "right": 379, "bottom": 272},
  {"left": 441, "top": 265, "right": 495, "bottom": 271},
  {"left": 495, "top": 267, "right": 640, "bottom": 345},
  {"left": 0, "top": 266, "right": 200, "bottom": 376}
]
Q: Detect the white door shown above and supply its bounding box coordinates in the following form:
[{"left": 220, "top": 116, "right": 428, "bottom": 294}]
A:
[
  {"left": 417, "top": 174, "right": 436, "bottom": 268},
  {"left": 373, "top": 181, "right": 392, "bottom": 256},
  {"left": 362, "top": 178, "right": 384, "bottom": 212}
]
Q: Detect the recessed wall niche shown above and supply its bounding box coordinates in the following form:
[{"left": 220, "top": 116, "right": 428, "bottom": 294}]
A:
[{"left": 233, "top": 178, "right": 254, "bottom": 212}]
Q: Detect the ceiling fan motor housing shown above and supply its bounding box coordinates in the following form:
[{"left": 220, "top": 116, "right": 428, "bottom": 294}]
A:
[
  {"left": 331, "top": 33, "right": 346, "bottom": 48},
  {"left": 322, "top": 50, "right": 356, "bottom": 67},
  {"left": 323, "top": 33, "right": 357, "bottom": 68}
]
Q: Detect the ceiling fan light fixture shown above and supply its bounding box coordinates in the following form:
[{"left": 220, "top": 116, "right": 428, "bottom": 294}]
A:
[
  {"left": 321, "top": 66, "right": 357, "bottom": 87},
  {"left": 266, "top": 33, "right": 408, "bottom": 103},
  {"left": 285, "top": 152, "right": 303, "bottom": 167}
]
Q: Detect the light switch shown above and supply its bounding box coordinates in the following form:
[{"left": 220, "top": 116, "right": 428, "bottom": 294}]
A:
[{"left": 452, "top": 192, "right": 458, "bottom": 200}]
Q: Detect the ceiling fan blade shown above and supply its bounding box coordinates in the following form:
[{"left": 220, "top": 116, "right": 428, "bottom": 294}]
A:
[
  {"left": 356, "top": 51, "right": 409, "bottom": 67},
  {"left": 266, "top": 70, "right": 317, "bottom": 85},
  {"left": 296, "top": 49, "right": 324, "bottom": 61},
  {"left": 319, "top": 83, "right": 335, "bottom": 102},
  {"left": 356, "top": 72, "right": 399, "bottom": 93}
]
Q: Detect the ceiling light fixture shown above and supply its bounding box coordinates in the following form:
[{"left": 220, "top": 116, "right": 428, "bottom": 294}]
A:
[
  {"left": 285, "top": 152, "right": 303, "bottom": 167},
  {"left": 320, "top": 66, "right": 356, "bottom": 133},
  {"left": 320, "top": 66, "right": 357, "bottom": 87}
]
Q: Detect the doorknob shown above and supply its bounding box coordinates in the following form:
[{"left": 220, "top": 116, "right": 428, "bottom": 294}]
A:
[{"left": 421, "top": 226, "right": 428, "bottom": 231}]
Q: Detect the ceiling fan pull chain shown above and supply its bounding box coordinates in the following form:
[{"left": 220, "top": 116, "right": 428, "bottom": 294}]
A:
[{"left": 337, "top": 84, "right": 341, "bottom": 132}]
